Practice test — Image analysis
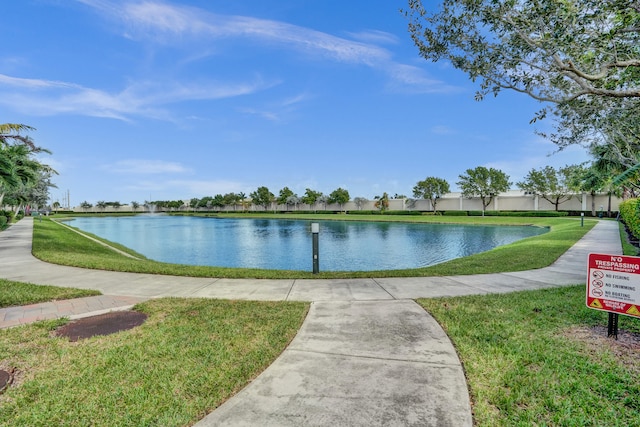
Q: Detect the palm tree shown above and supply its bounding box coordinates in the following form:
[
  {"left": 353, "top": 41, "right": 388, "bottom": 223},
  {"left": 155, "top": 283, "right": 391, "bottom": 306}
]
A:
[
  {"left": 96, "top": 201, "right": 107, "bottom": 213},
  {"left": 0, "top": 124, "right": 56, "bottom": 207},
  {"left": 80, "top": 201, "right": 92, "bottom": 212}
]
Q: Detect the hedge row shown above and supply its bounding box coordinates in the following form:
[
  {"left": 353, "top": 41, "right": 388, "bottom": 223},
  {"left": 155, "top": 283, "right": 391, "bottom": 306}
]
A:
[
  {"left": 619, "top": 199, "right": 640, "bottom": 240},
  {"left": 442, "top": 210, "right": 569, "bottom": 217}
]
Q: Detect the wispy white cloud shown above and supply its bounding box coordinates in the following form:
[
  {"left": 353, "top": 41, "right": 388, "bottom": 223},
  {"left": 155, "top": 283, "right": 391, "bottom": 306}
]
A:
[
  {"left": 238, "top": 92, "right": 310, "bottom": 122},
  {"left": 0, "top": 73, "right": 273, "bottom": 121},
  {"left": 347, "top": 30, "right": 399, "bottom": 45},
  {"left": 167, "top": 179, "right": 247, "bottom": 196},
  {"left": 385, "top": 64, "right": 462, "bottom": 94},
  {"left": 105, "top": 159, "right": 191, "bottom": 174},
  {"left": 77, "top": 0, "right": 457, "bottom": 93},
  {"left": 431, "top": 125, "right": 456, "bottom": 135},
  {"left": 123, "top": 178, "right": 248, "bottom": 197},
  {"left": 0, "top": 74, "right": 81, "bottom": 90}
]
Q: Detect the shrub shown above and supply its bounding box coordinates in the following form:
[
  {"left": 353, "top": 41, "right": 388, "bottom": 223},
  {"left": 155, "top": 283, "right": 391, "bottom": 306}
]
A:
[
  {"left": 0, "top": 216, "right": 6, "bottom": 230},
  {"left": 442, "top": 211, "right": 469, "bottom": 216},
  {"left": 467, "top": 210, "right": 569, "bottom": 217},
  {"left": 619, "top": 199, "right": 640, "bottom": 240},
  {"left": 382, "top": 210, "right": 423, "bottom": 216},
  {"left": 0, "top": 210, "right": 12, "bottom": 225}
]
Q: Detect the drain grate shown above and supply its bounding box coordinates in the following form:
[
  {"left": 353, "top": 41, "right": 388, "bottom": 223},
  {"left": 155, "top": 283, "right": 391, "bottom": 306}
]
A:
[
  {"left": 54, "top": 311, "right": 148, "bottom": 342},
  {"left": 0, "top": 369, "right": 14, "bottom": 394}
]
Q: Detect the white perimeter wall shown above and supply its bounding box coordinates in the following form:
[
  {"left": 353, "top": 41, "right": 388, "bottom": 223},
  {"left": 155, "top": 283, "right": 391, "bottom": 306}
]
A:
[{"left": 69, "top": 191, "right": 621, "bottom": 214}]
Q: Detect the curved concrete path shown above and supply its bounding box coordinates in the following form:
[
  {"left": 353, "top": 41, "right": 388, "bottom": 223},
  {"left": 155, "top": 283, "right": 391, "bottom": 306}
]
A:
[{"left": 0, "top": 218, "right": 622, "bottom": 426}]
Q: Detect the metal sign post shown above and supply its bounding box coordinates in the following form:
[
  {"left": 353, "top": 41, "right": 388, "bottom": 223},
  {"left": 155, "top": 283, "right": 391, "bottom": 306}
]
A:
[{"left": 311, "top": 223, "right": 319, "bottom": 274}]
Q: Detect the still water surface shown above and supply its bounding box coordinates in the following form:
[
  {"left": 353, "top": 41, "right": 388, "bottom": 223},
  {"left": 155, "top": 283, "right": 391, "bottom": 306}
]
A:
[{"left": 68, "top": 216, "right": 547, "bottom": 271}]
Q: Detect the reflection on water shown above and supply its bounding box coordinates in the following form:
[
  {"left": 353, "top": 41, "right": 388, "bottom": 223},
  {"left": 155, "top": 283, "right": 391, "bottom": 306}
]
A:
[{"left": 67, "top": 216, "right": 547, "bottom": 272}]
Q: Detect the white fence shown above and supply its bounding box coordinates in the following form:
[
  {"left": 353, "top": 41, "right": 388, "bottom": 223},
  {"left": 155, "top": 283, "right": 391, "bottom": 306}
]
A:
[{"left": 67, "top": 191, "right": 621, "bottom": 215}]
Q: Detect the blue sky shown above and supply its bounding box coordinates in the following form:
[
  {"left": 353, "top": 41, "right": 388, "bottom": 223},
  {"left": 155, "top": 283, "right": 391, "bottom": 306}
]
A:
[{"left": 2, "top": 0, "right": 589, "bottom": 207}]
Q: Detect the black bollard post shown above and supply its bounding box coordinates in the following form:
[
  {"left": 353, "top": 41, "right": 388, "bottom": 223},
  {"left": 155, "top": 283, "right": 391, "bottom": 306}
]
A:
[{"left": 311, "top": 223, "right": 319, "bottom": 274}]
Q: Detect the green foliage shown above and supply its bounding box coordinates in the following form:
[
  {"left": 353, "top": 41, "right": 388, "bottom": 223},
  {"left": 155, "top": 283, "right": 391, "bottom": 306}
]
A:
[
  {"left": 457, "top": 166, "right": 511, "bottom": 211},
  {"left": 619, "top": 221, "right": 639, "bottom": 256},
  {"left": 327, "top": 187, "right": 350, "bottom": 208},
  {"left": 250, "top": 186, "right": 275, "bottom": 210},
  {"left": 413, "top": 176, "right": 450, "bottom": 212},
  {"left": 301, "top": 188, "right": 323, "bottom": 208},
  {"left": 277, "top": 186, "right": 295, "bottom": 205},
  {"left": 467, "top": 210, "right": 569, "bottom": 217},
  {"left": 0, "top": 279, "right": 100, "bottom": 308},
  {"left": 373, "top": 192, "right": 389, "bottom": 212},
  {"left": 0, "top": 209, "right": 12, "bottom": 224},
  {"left": 442, "top": 210, "right": 469, "bottom": 216},
  {"left": 0, "top": 215, "right": 7, "bottom": 230},
  {"left": 619, "top": 198, "right": 640, "bottom": 240},
  {"left": 0, "top": 124, "right": 56, "bottom": 209},
  {"left": 405, "top": 0, "right": 640, "bottom": 108},
  {"left": 405, "top": 1, "right": 640, "bottom": 180},
  {"left": 518, "top": 165, "right": 579, "bottom": 211}
]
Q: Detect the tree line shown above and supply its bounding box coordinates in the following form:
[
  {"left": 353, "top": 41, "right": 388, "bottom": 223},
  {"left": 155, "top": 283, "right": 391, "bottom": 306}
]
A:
[
  {"left": 0, "top": 124, "right": 56, "bottom": 223},
  {"left": 81, "top": 162, "right": 622, "bottom": 216}
]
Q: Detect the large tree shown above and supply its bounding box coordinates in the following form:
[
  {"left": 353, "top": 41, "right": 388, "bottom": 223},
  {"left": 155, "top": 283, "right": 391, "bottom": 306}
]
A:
[
  {"left": 277, "top": 187, "right": 296, "bottom": 208},
  {"left": 413, "top": 176, "right": 450, "bottom": 213},
  {"left": 353, "top": 197, "right": 368, "bottom": 210},
  {"left": 406, "top": 1, "right": 640, "bottom": 170},
  {"left": 457, "top": 166, "right": 510, "bottom": 214},
  {"left": 406, "top": 1, "right": 640, "bottom": 107},
  {"left": 0, "top": 124, "right": 56, "bottom": 209},
  {"left": 302, "top": 188, "right": 323, "bottom": 212},
  {"left": 250, "top": 186, "right": 274, "bottom": 211},
  {"left": 327, "top": 187, "right": 350, "bottom": 212},
  {"left": 518, "top": 165, "right": 576, "bottom": 211},
  {"left": 374, "top": 192, "right": 390, "bottom": 213}
]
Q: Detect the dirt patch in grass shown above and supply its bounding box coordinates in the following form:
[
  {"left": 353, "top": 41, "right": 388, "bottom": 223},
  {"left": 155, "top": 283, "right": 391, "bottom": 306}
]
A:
[
  {"left": 565, "top": 325, "right": 640, "bottom": 375},
  {"left": 53, "top": 311, "right": 148, "bottom": 342}
]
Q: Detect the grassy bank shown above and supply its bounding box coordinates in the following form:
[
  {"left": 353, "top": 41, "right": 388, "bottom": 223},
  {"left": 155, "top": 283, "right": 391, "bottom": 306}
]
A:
[
  {"left": 418, "top": 286, "right": 640, "bottom": 426},
  {"left": 0, "top": 279, "right": 100, "bottom": 308},
  {"left": 33, "top": 215, "right": 595, "bottom": 278},
  {"left": 0, "top": 298, "right": 308, "bottom": 426}
]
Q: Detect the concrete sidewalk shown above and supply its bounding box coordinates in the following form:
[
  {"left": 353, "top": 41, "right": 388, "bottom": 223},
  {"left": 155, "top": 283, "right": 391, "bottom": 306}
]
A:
[
  {"left": 0, "top": 294, "right": 146, "bottom": 328},
  {"left": 0, "top": 217, "right": 622, "bottom": 426}
]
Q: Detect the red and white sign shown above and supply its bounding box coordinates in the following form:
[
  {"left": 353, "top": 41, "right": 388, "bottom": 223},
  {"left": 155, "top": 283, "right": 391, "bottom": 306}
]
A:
[{"left": 587, "top": 253, "right": 640, "bottom": 318}]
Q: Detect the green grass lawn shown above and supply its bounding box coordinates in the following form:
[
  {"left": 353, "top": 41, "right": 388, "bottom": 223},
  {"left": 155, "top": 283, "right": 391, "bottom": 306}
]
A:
[
  {"left": 33, "top": 215, "right": 595, "bottom": 278},
  {"left": 0, "top": 298, "right": 308, "bottom": 427},
  {"left": 418, "top": 286, "right": 640, "bottom": 426},
  {"left": 0, "top": 279, "right": 100, "bottom": 308}
]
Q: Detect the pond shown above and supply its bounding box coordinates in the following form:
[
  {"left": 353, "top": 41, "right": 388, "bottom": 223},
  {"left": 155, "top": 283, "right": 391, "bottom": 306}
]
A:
[{"left": 66, "top": 216, "right": 548, "bottom": 272}]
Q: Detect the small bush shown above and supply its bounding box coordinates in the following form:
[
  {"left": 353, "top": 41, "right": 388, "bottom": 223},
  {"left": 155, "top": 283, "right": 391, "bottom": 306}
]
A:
[
  {"left": 619, "top": 199, "right": 640, "bottom": 240},
  {"left": 467, "top": 210, "right": 569, "bottom": 217},
  {"left": 442, "top": 211, "right": 469, "bottom": 216},
  {"left": 0, "top": 210, "right": 12, "bottom": 225},
  {"left": 0, "top": 215, "right": 7, "bottom": 230},
  {"left": 383, "top": 210, "right": 423, "bottom": 216}
]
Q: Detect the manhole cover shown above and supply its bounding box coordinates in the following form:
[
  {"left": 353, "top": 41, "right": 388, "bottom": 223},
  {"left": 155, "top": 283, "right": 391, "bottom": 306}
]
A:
[
  {"left": 0, "top": 369, "right": 13, "bottom": 393},
  {"left": 54, "top": 311, "right": 148, "bottom": 342}
]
